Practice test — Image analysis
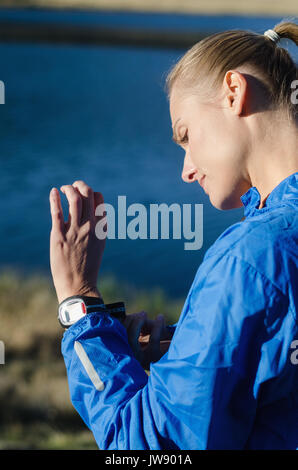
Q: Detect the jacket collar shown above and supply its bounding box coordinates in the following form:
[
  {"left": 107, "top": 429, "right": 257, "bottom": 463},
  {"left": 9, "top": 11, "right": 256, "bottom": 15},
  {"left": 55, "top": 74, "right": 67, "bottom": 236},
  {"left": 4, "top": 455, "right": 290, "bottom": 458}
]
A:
[{"left": 240, "top": 172, "right": 298, "bottom": 218}]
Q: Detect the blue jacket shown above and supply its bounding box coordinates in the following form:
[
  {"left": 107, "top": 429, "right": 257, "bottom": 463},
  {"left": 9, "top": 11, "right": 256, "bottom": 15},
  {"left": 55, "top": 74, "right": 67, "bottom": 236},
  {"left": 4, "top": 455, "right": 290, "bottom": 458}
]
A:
[{"left": 62, "top": 172, "right": 298, "bottom": 450}]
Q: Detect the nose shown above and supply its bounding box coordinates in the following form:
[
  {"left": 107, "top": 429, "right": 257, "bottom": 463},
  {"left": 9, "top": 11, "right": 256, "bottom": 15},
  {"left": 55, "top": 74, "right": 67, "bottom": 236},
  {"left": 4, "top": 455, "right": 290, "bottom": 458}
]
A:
[{"left": 181, "top": 153, "right": 198, "bottom": 183}]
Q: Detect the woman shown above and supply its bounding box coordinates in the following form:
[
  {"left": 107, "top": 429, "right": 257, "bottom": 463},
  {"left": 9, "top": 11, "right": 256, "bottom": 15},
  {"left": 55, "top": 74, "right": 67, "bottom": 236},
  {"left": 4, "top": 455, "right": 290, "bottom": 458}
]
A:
[{"left": 49, "top": 20, "right": 298, "bottom": 449}]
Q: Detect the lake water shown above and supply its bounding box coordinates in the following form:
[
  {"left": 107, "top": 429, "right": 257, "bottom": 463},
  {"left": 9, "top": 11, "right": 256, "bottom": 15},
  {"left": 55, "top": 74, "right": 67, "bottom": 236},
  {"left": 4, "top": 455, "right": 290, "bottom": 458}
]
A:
[{"left": 1, "top": 8, "right": 296, "bottom": 298}]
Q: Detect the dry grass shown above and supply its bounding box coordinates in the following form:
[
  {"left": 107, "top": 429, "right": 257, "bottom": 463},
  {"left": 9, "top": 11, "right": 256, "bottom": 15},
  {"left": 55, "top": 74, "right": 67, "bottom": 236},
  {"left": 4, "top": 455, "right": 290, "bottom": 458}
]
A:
[
  {"left": 0, "top": 269, "right": 182, "bottom": 449},
  {"left": 1, "top": 0, "right": 298, "bottom": 16}
]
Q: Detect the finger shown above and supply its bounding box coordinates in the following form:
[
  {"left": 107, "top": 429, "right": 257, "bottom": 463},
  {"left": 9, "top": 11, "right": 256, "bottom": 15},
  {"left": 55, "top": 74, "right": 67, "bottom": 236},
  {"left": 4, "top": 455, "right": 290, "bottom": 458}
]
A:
[
  {"left": 49, "top": 187, "right": 65, "bottom": 236},
  {"left": 137, "top": 316, "right": 168, "bottom": 339},
  {"left": 138, "top": 334, "right": 150, "bottom": 344},
  {"left": 149, "top": 314, "right": 165, "bottom": 347},
  {"left": 60, "top": 184, "right": 82, "bottom": 228},
  {"left": 94, "top": 191, "right": 104, "bottom": 219},
  {"left": 123, "top": 311, "right": 146, "bottom": 330},
  {"left": 72, "top": 180, "right": 94, "bottom": 224},
  {"left": 122, "top": 313, "right": 135, "bottom": 331},
  {"left": 146, "top": 314, "right": 166, "bottom": 364},
  {"left": 164, "top": 325, "right": 175, "bottom": 340},
  {"left": 122, "top": 313, "right": 142, "bottom": 349},
  {"left": 127, "top": 312, "right": 147, "bottom": 352},
  {"left": 94, "top": 191, "right": 107, "bottom": 239},
  {"left": 123, "top": 312, "right": 151, "bottom": 352},
  {"left": 139, "top": 317, "right": 155, "bottom": 336},
  {"left": 160, "top": 340, "right": 171, "bottom": 355}
]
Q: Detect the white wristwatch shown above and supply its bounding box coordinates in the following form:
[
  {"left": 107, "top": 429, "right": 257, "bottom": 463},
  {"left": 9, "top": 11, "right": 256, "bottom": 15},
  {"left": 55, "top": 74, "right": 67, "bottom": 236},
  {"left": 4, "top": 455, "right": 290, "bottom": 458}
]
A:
[{"left": 58, "top": 295, "right": 126, "bottom": 328}]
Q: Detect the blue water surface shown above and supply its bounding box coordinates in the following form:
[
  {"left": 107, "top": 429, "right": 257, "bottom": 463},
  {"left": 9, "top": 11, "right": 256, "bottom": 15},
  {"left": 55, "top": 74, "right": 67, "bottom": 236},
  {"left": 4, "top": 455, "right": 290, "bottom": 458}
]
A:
[
  {"left": 0, "top": 7, "right": 292, "bottom": 32},
  {"left": 0, "top": 9, "right": 296, "bottom": 298}
]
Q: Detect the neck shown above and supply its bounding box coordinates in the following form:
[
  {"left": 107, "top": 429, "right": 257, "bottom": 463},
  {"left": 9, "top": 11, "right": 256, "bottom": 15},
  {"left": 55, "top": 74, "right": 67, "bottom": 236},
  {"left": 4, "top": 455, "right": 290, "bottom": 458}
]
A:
[{"left": 247, "top": 111, "right": 298, "bottom": 208}]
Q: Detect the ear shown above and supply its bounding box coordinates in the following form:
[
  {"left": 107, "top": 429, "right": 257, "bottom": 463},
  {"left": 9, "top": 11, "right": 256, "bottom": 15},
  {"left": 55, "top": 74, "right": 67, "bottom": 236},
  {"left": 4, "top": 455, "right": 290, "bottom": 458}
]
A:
[{"left": 222, "top": 70, "right": 248, "bottom": 116}]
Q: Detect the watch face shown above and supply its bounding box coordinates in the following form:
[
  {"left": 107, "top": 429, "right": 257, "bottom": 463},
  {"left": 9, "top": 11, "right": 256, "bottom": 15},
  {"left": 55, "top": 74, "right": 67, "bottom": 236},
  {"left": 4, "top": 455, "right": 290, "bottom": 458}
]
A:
[{"left": 59, "top": 299, "right": 87, "bottom": 327}]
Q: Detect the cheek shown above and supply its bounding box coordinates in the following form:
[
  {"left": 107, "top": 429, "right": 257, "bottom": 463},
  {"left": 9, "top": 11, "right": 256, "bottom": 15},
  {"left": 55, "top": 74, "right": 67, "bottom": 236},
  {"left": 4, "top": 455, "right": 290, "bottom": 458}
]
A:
[
  {"left": 202, "top": 114, "right": 237, "bottom": 162},
  {"left": 188, "top": 129, "right": 208, "bottom": 171},
  {"left": 189, "top": 120, "right": 243, "bottom": 178},
  {"left": 207, "top": 143, "right": 243, "bottom": 177}
]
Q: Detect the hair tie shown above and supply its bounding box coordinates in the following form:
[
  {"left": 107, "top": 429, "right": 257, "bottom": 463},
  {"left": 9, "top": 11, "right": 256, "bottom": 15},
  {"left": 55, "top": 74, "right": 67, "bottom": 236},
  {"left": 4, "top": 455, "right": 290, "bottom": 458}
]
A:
[{"left": 264, "top": 29, "right": 280, "bottom": 44}]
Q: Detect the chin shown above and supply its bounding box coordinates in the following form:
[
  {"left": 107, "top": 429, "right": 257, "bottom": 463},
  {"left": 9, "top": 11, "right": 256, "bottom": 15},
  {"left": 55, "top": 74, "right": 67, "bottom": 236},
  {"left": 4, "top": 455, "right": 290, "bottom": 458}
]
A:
[{"left": 210, "top": 194, "right": 243, "bottom": 211}]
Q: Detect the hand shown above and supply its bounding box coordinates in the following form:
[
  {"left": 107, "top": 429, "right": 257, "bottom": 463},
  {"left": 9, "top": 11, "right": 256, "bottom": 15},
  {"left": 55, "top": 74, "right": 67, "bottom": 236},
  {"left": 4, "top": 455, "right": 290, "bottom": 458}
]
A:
[
  {"left": 49, "top": 180, "right": 107, "bottom": 304},
  {"left": 123, "top": 311, "right": 173, "bottom": 370}
]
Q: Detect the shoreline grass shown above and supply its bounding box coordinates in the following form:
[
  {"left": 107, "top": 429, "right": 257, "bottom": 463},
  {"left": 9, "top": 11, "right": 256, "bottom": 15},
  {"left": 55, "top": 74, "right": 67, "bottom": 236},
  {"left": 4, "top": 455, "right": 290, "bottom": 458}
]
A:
[
  {"left": 0, "top": 0, "right": 297, "bottom": 17},
  {"left": 0, "top": 269, "right": 183, "bottom": 449}
]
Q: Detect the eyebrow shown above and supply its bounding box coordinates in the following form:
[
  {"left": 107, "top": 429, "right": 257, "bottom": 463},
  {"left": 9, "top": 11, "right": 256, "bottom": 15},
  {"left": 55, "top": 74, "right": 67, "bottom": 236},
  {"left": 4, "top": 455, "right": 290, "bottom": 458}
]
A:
[{"left": 172, "top": 118, "right": 181, "bottom": 144}]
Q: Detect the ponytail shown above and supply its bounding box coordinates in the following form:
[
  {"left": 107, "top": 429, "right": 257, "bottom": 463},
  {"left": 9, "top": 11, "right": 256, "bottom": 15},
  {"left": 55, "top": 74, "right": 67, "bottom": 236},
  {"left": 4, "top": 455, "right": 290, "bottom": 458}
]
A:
[{"left": 165, "top": 19, "right": 298, "bottom": 120}]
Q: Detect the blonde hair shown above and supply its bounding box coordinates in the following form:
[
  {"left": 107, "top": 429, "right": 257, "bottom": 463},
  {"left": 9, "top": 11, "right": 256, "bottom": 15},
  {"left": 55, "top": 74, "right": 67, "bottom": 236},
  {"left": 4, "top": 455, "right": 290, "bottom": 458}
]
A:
[{"left": 165, "top": 20, "right": 298, "bottom": 120}]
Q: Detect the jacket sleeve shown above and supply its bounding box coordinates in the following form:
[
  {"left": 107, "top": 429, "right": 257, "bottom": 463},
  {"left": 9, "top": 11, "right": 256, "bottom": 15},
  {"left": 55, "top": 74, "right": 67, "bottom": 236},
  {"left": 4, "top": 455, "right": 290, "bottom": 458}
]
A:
[{"left": 61, "top": 253, "right": 291, "bottom": 450}]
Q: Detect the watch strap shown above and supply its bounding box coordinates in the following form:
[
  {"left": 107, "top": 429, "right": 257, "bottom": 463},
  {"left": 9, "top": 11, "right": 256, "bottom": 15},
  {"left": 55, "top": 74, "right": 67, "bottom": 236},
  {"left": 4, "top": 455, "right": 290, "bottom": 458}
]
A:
[
  {"left": 87, "top": 301, "right": 126, "bottom": 321},
  {"left": 58, "top": 296, "right": 126, "bottom": 327},
  {"left": 105, "top": 301, "right": 126, "bottom": 320},
  {"left": 76, "top": 295, "right": 105, "bottom": 306}
]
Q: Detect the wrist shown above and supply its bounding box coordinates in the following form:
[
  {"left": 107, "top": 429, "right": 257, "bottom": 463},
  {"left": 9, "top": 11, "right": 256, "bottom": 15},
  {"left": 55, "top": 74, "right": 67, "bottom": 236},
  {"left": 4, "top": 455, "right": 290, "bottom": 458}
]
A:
[
  {"left": 58, "top": 296, "right": 126, "bottom": 329},
  {"left": 56, "top": 286, "right": 103, "bottom": 305}
]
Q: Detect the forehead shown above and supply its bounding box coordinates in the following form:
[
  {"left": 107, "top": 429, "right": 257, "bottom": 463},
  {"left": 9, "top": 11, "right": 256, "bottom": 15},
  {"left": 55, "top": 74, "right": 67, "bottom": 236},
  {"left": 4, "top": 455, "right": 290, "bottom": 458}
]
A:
[
  {"left": 170, "top": 88, "right": 186, "bottom": 123},
  {"left": 169, "top": 88, "right": 197, "bottom": 126},
  {"left": 169, "top": 87, "right": 183, "bottom": 116}
]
